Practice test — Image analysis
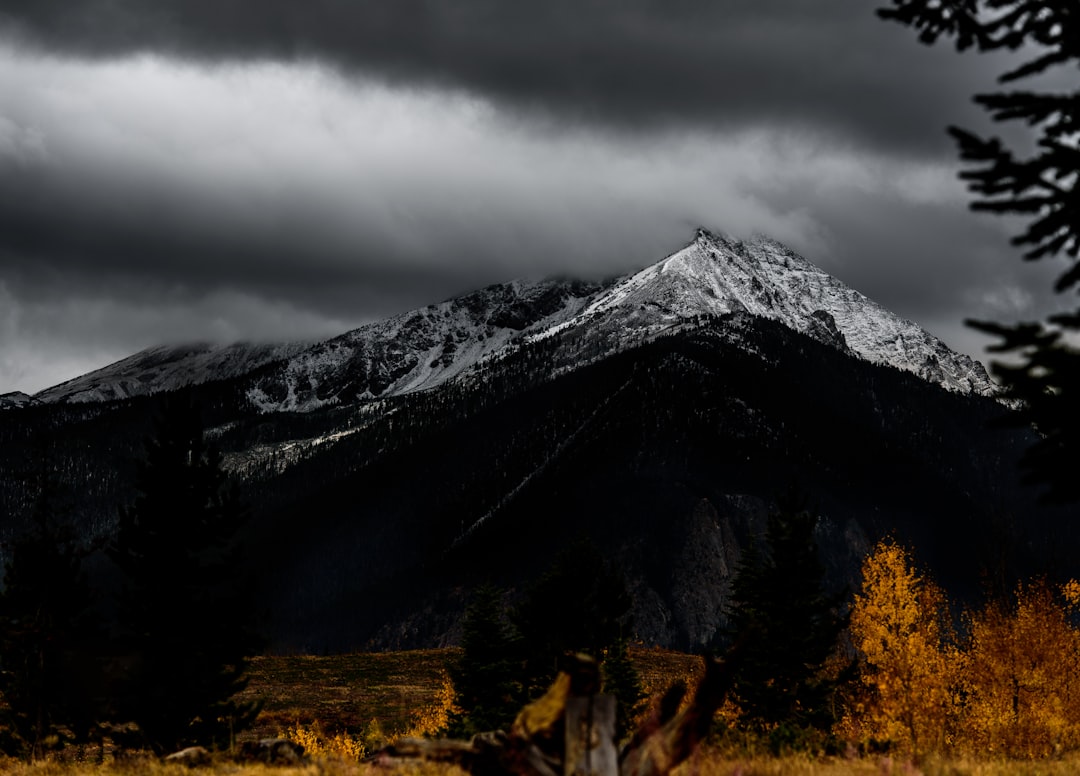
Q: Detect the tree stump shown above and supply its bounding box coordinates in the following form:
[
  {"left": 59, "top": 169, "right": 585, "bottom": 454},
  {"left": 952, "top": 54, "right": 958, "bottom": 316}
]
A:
[{"left": 564, "top": 695, "right": 616, "bottom": 776}]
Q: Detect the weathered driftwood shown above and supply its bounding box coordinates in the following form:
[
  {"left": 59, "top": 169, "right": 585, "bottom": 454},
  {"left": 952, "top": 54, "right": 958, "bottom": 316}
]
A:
[
  {"left": 619, "top": 654, "right": 737, "bottom": 776},
  {"left": 565, "top": 695, "right": 617, "bottom": 776},
  {"left": 376, "top": 648, "right": 741, "bottom": 776}
]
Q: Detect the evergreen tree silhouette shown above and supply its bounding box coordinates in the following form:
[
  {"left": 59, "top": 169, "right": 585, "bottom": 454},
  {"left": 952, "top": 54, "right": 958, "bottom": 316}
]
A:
[
  {"left": 0, "top": 502, "right": 97, "bottom": 759},
  {"left": 107, "top": 398, "right": 261, "bottom": 753},
  {"left": 0, "top": 455, "right": 100, "bottom": 759},
  {"left": 513, "top": 538, "right": 633, "bottom": 697},
  {"left": 601, "top": 636, "right": 645, "bottom": 740},
  {"left": 449, "top": 546, "right": 642, "bottom": 737},
  {"left": 879, "top": 0, "right": 1080, "bottom": 503},
  {"left": 727, "top": 492, "right": 845, "bottom": 740},
  {"left": 447, "top": 584, "right": 523, "bottom": 736}
]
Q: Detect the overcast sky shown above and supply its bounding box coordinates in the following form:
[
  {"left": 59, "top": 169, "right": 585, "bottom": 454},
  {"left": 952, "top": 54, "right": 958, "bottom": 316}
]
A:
[{"left": 0, "top": 1, "right": 1069, "bottom": 394}]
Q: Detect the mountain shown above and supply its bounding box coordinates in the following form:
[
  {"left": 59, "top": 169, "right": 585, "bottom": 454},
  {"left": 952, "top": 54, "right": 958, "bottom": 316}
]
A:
[
  {"left": 3, "top": 228, "right": 1066, "bottom": 653},
  {"left": 30, "top": 229, "right": 993, "bottom": 410},
  {"left": 530, "top": 229, "right": 993, "bottom": 396},
  {"left": 238, "top": 229, "right": 996, "bottom": 409}
]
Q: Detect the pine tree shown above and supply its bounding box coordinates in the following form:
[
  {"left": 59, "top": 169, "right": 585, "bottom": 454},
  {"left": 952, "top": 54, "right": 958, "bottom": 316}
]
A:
[
  {"left": 879, "top": 1, "right": 1080, "bottom": 502},
  {"left": 727, "top": 494, "right": 845, "bottom": 740},
  {"left": 107, "top": 399, "right": 261, "bottom": 753},
  {"left": 602, "top": 636, "right": 645, "bottom": 741},
  {"left": 513, "top": 539, "right": 633, "bottom": 697},
  {"left": 447, "top": 584, "right": 524, "bottom": 737}
]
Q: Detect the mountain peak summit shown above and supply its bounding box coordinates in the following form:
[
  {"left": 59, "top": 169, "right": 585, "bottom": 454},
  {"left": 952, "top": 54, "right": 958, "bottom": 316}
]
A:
[
  {"left": 694, "top": 225, "right": 718, "bottom": 244},
  {"left": 540, "top": 229, "right": 994, "bottom": 396}
]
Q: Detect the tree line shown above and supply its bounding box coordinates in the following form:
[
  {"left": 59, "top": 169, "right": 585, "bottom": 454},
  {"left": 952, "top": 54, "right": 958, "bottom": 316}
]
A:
[
  {"left": 0, "top": 399, "right": 261, "bottom": 759},
  {"left": 841, "top": 540, "right": 1080, "bottom": 759}
]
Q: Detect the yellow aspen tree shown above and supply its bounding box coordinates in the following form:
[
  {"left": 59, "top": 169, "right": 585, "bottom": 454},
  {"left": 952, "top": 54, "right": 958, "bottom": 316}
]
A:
[
  {"left": 840, "top": 540, "right": 956, "bottom": 757},
  {"left": 960, "top": 580, "right": 1080, "bottom": 757}
]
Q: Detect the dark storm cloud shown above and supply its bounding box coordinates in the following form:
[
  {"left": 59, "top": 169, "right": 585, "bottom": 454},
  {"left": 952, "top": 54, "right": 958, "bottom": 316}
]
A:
[
  {"left": 0, "top": 2, "right": 1057, "bottom": 395},
  {"left": 0, "top": 0, "right": 1006, "bottom": 156}
]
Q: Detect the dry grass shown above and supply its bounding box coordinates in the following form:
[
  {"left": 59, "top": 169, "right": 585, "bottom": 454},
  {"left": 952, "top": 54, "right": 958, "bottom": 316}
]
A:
[
  {"left": 628, "top": 645, "right": 705, "bottom": 701},
  {"left": 0, "top": 759, "right": 467, "bottom": 776},
  {"left": 240, "top": 646, "right": 702, "bottom": 742},
  {"left": 239, "top": 649, "right": 462, "bottom": 741},
  {"left": 9, "top": 752, "right": 1080, "bottom": 776},
  {"left": 676, "top": 752, "right": 1080, "bottom": 776},
  {"left": 242, "top": 646, "right": 704, "bottom": 735}
]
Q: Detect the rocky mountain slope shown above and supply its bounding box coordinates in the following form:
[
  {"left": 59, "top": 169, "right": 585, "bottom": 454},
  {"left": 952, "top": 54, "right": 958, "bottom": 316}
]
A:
[
  {"left": 29, "top": 228, "right": 994, "bottom": 410},
  {"left": 244, "top": 278, "right": 601, "bottom": 412},
  {"left": 36, "top": 342, "right": 310, "bottom": 404},
  {"left": 532, "top": 229, "right": 993, "bottom": 396}
]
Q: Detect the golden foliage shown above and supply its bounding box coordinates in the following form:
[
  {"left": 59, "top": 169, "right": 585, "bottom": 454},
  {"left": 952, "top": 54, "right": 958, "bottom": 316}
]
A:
[
  {"left": 840, "top": 543, "right": 1080, "bottom": 760},
  {"left": 1062, "top": 579, "right": 1080, "bottom": 608},
  {"left": 959, "top": 579, "right": 1080, "bottom": 758},
  {"left": 404, "top": 671, "right": 460, "bottom": 738},
  {"left": 278, "top": 719, "right": 366, "bottom": 761},
  {"left": 839, "top": 540, "right": 957, "bottom": 756}
]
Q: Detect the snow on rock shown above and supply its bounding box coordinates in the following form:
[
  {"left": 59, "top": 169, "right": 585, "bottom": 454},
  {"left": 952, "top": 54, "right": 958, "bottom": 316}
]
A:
[
  {"left": 530, "top": 228, "right": 995, "bottom": 397},
  {"left": 245, "top": 279, "right": 601, "bottom": 412},
  {"left": 36, "top": 342, "right": 310, "bottom": 404},
  {"left": 0, "top": 391, "right": 34, "bottom": 410},
  {"left": 34, "top": 228, "right": 996, "bottom": 412}
]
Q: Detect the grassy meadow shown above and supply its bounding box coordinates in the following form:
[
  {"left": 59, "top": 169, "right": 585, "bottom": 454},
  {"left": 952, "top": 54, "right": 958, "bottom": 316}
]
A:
[
  {"left": 236, "top": 646, "right": 706, "bottom": 742},
  {"left": 4, "top": 647, "right": 1076, "bottom": 776}
]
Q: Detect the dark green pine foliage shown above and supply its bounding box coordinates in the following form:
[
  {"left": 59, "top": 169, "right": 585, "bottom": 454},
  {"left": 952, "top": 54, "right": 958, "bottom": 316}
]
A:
[
  {"left": 447, "top": 584, "right": 524, "bottom": 737},
  {"left": 879, "top": 0, "right": 1080, "bottom": 503},
  {"left": 0, "top": 494, "right": 99, "bottom": 758},
  {"left": 601, "top": 636, "right": 645, "bottom": 741},
  {"left": 727, "top": 494, "right": 844, "bottom": 740},
  {"left": 107, "top": 399, "right": 261, "bottom": 753},
  {"left": 513, "top": 538, "right": 634, "bottom": 697}
]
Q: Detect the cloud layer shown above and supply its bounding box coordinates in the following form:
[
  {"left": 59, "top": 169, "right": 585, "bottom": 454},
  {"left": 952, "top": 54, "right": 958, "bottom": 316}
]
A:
[
  {"left": 0, "top": 2, "right": 1062, "bottom": 393},
  {"left": 1, "top": 0, "right": 1009, "bottom": 151}
]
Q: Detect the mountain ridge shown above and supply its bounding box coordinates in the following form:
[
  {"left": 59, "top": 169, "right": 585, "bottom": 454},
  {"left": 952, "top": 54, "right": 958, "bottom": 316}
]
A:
[
  {"left": 25, "top": 228, "right": 995, "bottom": 410},
  {"left": 34, "top": 341, "right": 313, "bottom": 405},
  {"left": 529, "top": 229, "right": 992, "bottom": 395}
]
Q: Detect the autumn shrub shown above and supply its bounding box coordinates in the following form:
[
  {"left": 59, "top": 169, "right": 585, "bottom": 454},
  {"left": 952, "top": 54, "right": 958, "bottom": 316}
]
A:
[
  {"left": 360, "top": 718, "right": 389, "bottom": 751},
  {"left": 404, "top": 671, "right": 459, "bottom": 738},
  {"left": 278, "top": 720, "right": 365, "bottom": 760}
]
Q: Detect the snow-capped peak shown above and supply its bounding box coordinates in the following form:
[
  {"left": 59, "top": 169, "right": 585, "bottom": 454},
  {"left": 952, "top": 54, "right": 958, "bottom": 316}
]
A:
[
  {"left": 536, "top": 228, "right": 993, "bottom": 395},
  {"left": 31, "top": 228, "right": 995, "bottom": 411}
]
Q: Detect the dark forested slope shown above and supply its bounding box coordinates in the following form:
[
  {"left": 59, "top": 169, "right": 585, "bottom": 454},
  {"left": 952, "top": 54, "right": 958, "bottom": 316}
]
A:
[{"left": 0, "top": 315, "right": 1069, "bottom": 653}]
